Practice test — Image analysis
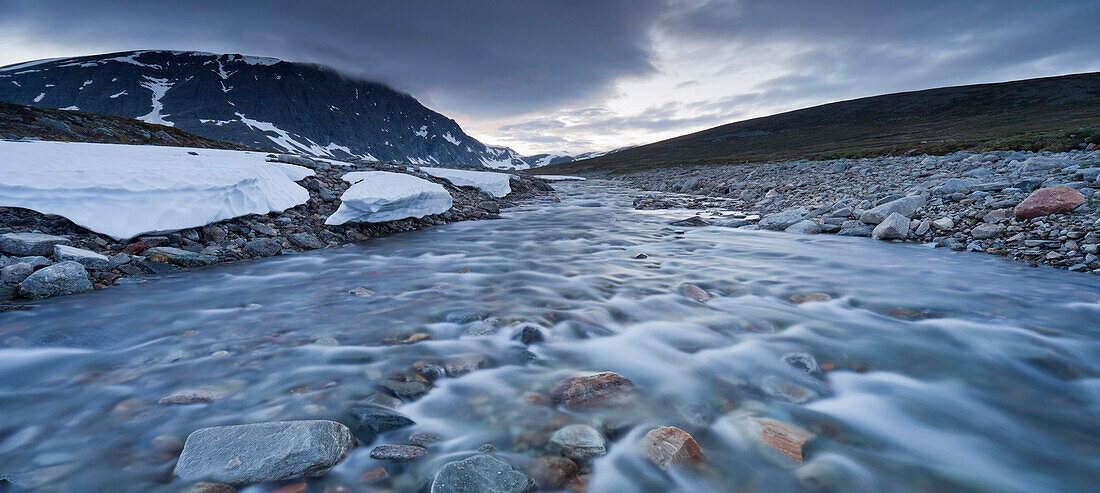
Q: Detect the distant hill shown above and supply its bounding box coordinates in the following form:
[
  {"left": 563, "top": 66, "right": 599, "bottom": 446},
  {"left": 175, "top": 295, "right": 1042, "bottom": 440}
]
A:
[
  {"left": 0, "top": 100, "right": 254, "bottom": 150},
  {"left": 0, "top": 50, "right": 551, "bottom": 169},
  {"left": 540, "top": 72, "right": 1100, "bottom": 174}
]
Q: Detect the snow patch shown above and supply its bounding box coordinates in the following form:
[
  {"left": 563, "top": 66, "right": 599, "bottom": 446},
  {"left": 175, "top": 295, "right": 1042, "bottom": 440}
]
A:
[
  {"left": 60, "top": 106, "right": 80, "bottom": 111},
  {"left": 326, "top": 171, "right": 452, "bottom": 225},
  {"left": 0, "top": 141, "right": 309, "bottom": 239},
  {"left": 137, "top": 77, "right": 174, "bottom": 127},
  {"left": 441, "top": 132, "right": 462, "bottom": 145},
  {"left": 421, "top": 167, "right": 512, "bottom": 198},
  {"left": 109, "top": 90, "right": 128, "bottom": 99},
  {"left": 414, "top": 125, "right": 428, "bottom": 138},
  {"left": 33, "top": 92, "right": 45, "bottom": 103}
]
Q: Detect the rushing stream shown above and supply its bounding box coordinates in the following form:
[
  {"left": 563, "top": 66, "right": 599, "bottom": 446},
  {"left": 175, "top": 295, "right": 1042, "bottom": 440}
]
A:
[{"left": 2, "top": 182, "right": 1100, "bottom": 492}]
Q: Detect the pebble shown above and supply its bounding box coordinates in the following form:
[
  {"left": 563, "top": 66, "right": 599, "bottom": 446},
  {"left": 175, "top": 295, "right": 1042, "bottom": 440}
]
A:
[
  {"left": 678, "top": 282, "right": 712, "bottom": 301},
  {"left": 637, "top": 426, "right": 705, "bottom": 468},
  {"left": 369, "top": 444, "right": 427, "bottom": 461},
  {"left": 549, "top": 424, "right": 607, "bottom": 459},
  {"left": 550, "top": 371, "right": 637, "bottom": 409},
  {"left": 525, "top": 456, "right": 579, "bottom": 490},
  {"left": 790, "top": 292, "right": 831, "bottom": 304},
  {"left": 736, "top": 416, "right": 816, "bottom": 466}
]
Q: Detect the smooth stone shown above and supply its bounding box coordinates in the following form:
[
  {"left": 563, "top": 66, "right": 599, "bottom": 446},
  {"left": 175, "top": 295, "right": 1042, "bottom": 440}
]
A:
[
  {"left": 971, "top": 223, "right": 1006, "bottom": 239},
  {"left": 369, "top": 444, "right": 427, "bottom": 461},
  {"left": 759, "top": 210, "right": 805, "bottom": 230},
  {"left": 242, "top": 238, "right": 283, "bottom": 257},
  {"left": 782, "top": 352, "right": 822, "bottom": 378},
  {"left": 144, "top": 247, "right": 216, "bottom": 267},
  {"left": 871, "top": 212, "right": 910, "bottom": 240},
  {"left": 1, "top": 263, "right": 33, "bottom": 285},
  {"left": 511, "top": 325, "right": 546, "bottom": 345},
  {"left": 286, "top": 232, "right": 323, "bottom": 250},
  {"left": 549, "top": 424, "right": 607, "bottom": 460},
  {"left": 859, "top": 195, "right": 925, "bottom": 224},
  {"left": 668, "top": 216, "right": 710, "bottom": 227},
  {"left": 735, "top": 416, "right": 816, "bottom": 467},
  {"left": 637, "top": 426, "right": 705, "bottom": 468},
  {"left": 172, "top": 420, "right": 355, "bottom": 484},
  {"left": 784, "top": 220, "right": 821, "bottom": 234},
  {"left": 52, "top": 245, "right": 109, "bottom": 270},
  {"left": 17, "top": 261, "right": 92, "bottom": 299},
  {"left": 525, "top": 456, "right": 578, "bottom": 490},
  {"left": 0, "top": 233, "right": 71, "bottom": 256},
  {"left": 550, "top": 371, "right": 637, "bottom": 409},
  {"left": 1014, "top": 186, "right": 1085, "bottom": 220},
  {"left": 344, "top": 406, "right": 415, "bottom": 445},
  {"left": 678, "top": 283, "right": 712, "bottom": 301},
  {"left": 430, "top": 454, "right": 537, "bottom": 493}
]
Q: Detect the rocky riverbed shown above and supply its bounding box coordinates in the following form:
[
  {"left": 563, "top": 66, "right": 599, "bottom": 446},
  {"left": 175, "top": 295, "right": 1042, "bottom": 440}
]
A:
[
  {"left": 0, "top": 155, "right": 552, "bottom": 307},
  {"left": 617, "top": 147, "right": 1100, "bottom": 273}
]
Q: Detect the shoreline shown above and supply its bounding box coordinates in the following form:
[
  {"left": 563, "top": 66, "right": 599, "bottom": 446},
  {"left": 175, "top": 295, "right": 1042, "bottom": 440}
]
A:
[
  {"left": 1, "top": 159, "right": 554, "bottom": 309},
  {"left": 603, "top": 147, "right": 1100, "bottom": 274}
]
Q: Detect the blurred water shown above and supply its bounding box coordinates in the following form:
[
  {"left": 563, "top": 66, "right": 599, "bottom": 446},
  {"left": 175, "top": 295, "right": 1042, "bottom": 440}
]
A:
[{"left": 2, "top": 182, "right": 1099, "bottom": 492}]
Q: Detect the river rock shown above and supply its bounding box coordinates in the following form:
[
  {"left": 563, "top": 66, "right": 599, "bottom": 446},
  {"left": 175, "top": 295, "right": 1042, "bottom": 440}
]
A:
[
  {"left": 286, "top": 232, "right": 323, "bottom": 250},
  {"left": 430, "top": 454, "right": 537, "bottom": 493},
  {"left": 242, "top": 238, "right": 283, "bottom": 257},
  {"left": 511, "top": 325, "right": 546, "bottom": 345},
  {"left": 525, "top": 456, "right": 578, "bottom": 490},
  {"left": 871, "top": 212, "right": 910, "bottom": 240},
  {"left": 172, "top": 420, "right": 355, "bottom": 484},
  {"left": 932, "top": 217, "right": 954, "bottom": 230},
  {"left": 931, "top": 178, "right": 981, "bottom": 194},
  {"left": 344, "top": 406, "right": 415, "bottom": 445},
  {"left": 550, "top": 371, "right": 636, "bottom": 409},
  {"left": 859, "top": 195, "right": 925, "bottom": 224},
  {"left": 1, "top": 262, "right": 33, "bottom": 285},
  {"left": 1014, "top": 186, "right": 1084, "bottom": 220},
  {"left": 18, "top": 261, "right": 92, "bottom": 299},
  {"left": 144, "top": 247, "right": 217, "bottom": 267},
  {"left": 678, "top": 283, "right": 712, "bottom": 301},
  {"left": 52, "top": 245, "right": 109, "bottom": 270},
  {"left": 369, "top": 444, "right": 427, "bottom": 461},
  {"left": 759, "top": 210, "right": 805, "bottom": 230},
  {"left": 0, "top": 233, "right": 72, "bottom": 256},
  {"left": 736, "top": 416, "right": 815, "bottom": 466},
  {"left": 785, "top": 220, "right": 821, "bottom": 234},
  {"left": 550, "top": 424, "right": 606, "bottom": 459},
  {"left": 971, "top": 223, "right": 1005, "bottom": 239},
  {"left": 782, "top": 352, "right": 822, "bottom": 378},
  {"left": 637, "top": 426, "right": 705, "bottom": 468},
  {"left": 669, "top": 216, "right": 710, "bottom": 227}
]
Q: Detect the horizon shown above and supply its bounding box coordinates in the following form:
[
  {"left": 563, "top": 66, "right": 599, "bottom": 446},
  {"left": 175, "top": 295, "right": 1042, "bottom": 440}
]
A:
[{"left": 2, "top": 0, "right": 1098, "bottom": 155}]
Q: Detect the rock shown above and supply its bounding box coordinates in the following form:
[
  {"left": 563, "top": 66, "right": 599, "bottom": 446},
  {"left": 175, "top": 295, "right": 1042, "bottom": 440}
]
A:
[
  {"left": 859, "top": 196, "right": 925, "bottom": 224},
  {"left": 139, "top": 260, "right": 182, "bottom": 274},
  {"left": 736, "top": 417, "right": 815, "bottom": 466},
  {"left": 159, "top": 388, "right": 232, "bottom": 405},
  {"left": 172, "top": 420, "right": 355, "bottom": 484},
  {"left": 511, "top": 325, "right": 546, "bottom": 345},
  {"left": 478, "top": 201, "right": 501, "bottom": 213},
  {"left": 202, "top": 225, "right": 228, "bottom": 243},
  {"left": 550, "top": 371, "right": 637, "bottom": 409},
  {"left": 637, "top": 426, "right": 705, "bottom": 468},
  {"left": 185, "top": 482, "right": 238, "bottom": 493},
  {"left": 931, "top": 178, "right": 982, "bottom": 194},
  {"left": 678, "top": 283, "right": 712, "bottom": 301},
  {"left": 378, "top": 379, "right": 429, "bottom": 400},
  {"left": 871, "top": 212, "right": 910, "bottom": 240},
  {"left": 287, "top": 232, "right": 323, "bottom": 250},
  {"left": 52, "top": 245, "right": 109, "bottom": 270},
  {"left": 549, "top": 424, "right": 607, "bottom": 459},
  {"left": 932, "top": 217, "right": 954, "bottom": 230},
  {"left": 444, "top": 354, "right": 488, "bottom": 377},
  {"left": 913, "top": 219, "right": 931, "bottom": 236},
  {"left": 409, "top": 432, "right": 441, "bottom": 446},
  {"left": 430, "top": 454, "right": 537, "bottom": 493},
  {"left": 790, "top": 292, "right": 831, "bottom": 304},
  {"left": 369, "top": 444, "right": 427, "bottom": 461},
  {"left": 525, "top": 456, "right": 578, "bottom": 490},
  {"left": 1, "top": 263, "right": 33, "bottom": 285},
  {"left": 242, "top": 238, "right": 283, "bottom": 257},
  {"left": 668, "top": 216, "right": 710, "bottom": 227},
  {"left": 759, "top": 375, "right": 819, "bottom": 403},
  {"left": 836, "top": 226, "right": 872, "bottom": 237},
  {"left": 971, "top": 223, "right": 1005, "bottom": 240},
  {"left": 782, "top": 353, "right": 822, "bottom": 378},
  {"left": 144, "top": 247, "right": 217, "bottom": 267},
  {"left": 1014, "top": 186, "right": 1085, "bottom": 220},
  {"left": 759, "top": 210, "right": 805, "bottom": 230},
  {"left": 107, "top": 253, "right": 131, "bottom": 269},
  {"left": 251, "top": 222, "right": 278, "bottom": 236},
  {"left": 784, "top": 220, "right": 821, "bottom": 234},
  {"left": 18, "top": 261, "right": 92, "bottom": 299},
  {"left": 344, "top": 406, "right": 415, "bottom": 445},
  {"left": 0, "top": 233, "right": 72, "bottom": 256}
]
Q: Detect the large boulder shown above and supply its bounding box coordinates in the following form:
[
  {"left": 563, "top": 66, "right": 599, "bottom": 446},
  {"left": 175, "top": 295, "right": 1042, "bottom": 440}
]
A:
[
  {"left": 53, "top": 245, "right": 109, "bottom": 270},
  {"left": 871, "top": 212, "right": 910, "bottom": 240},
  {"left": 173, "top": 420, "right": 355, "bottom": 484},
  {"left": 859, "top": 196, "right": 925, "bottom": 224},
  {"left": 18, "top": 261, "right": 92, "bottom": 299},
  {"left": 430, "top": 454, "right": 537, "bottom": 493},
  {"left": 144, "top": 247, "right": 217, "bottom": 267},
  {"left": 759, "top": 210, "right": 805, "bottom": 230},
  {"left": 1014, "top": 186, "right": 1085, "bottom": 220},
  {"left": 0, "top": 233, "right": 72, "bottom": 256}
]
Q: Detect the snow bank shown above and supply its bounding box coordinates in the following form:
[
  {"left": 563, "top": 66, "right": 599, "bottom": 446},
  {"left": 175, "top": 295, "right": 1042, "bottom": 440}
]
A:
[
  {"left": 420, "top": 167, "right": 512, "bottom": 198},
  {"left": 326, "top": 171, "right": 452, "bottom": 225},
  {"left": 533, "top": 175, "right": 586, "bottom": 182},
  {"left": 0, "top": 141, "right": 309, "bottom": 239}
]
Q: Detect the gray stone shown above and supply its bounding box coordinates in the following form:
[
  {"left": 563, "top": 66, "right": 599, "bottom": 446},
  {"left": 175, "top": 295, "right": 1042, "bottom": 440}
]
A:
[
  {"left": 913, "top": 220, "right": 931, "bottom": 236},
  {"left": 107, "top": 253, "right": 131, "bottom": 269},
  {"left": 345, "top": 406, "right": 415, "bottom": 445},
  {"left": 251, "top": 223, "right": 278, "bottom": 236},
  {"left": 932, "top": 217, "right": 955, "bottom": 230},
  {"left": 52, "top": 245, "right": 109, "bottom": 270},
  {"left": 242, "top": 238, "right": 282, "bottom": 257},
  {"left": 202, "top": 225, "right": 227, "bottom": 243},
  {"left": 287, "top": 232, "right": 323, "bottom": 250},
  {"left": 871, "top": 212, "right": 910, "bottom": 240},
  {"left": 369, "top": 444, "right": 427, "bottom": 461},
  {"left": 972, "top": 223, "right": 1006, "bottom": 239},
  {"left": 18, "top": 261, "right": 92, "bottom": 299},
  {"left": 173, "top": 420, "right": 354, "bottom": 484},
  {"left": 0, "top": 233, "right": 72, "bottom": 256},
  {"left": 550, "top": 424, "right": 607, "bottom": 460},
  {"left": 784, "top": 220, "right": 821, "bottom": 234},
  {"left": 759, "top": 210, "right": 805, "bottom": 230},
  {"left": 859, "top": 196, "right": 926, "bottom": 224},
  {"left": 837, "top": 226, "right": 872, "bottom": 237},
  {"left": 783, "top": 352, "right": 822, "bottom": 378},
  {"left": 931, "top": 178, "right": 982, "bottom": 195},
  {"left": 430, "top": 454, "right": 537, "bottom": 493},
  {"left": 144, "top": 247, "right": 217, "bottom": 267},
  {"left": 1, "top": 263, "right": 34, "bottom": 285}
]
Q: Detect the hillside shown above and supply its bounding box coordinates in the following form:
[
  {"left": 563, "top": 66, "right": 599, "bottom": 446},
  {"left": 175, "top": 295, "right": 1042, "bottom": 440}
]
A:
[
  {"left": 540, "top": 72, "right": 1100, "bottom": 174},
  {"left": 0, "top": 100, "right": 254, "bottom": 150},
  {"left": 0, "top": 50, "right": 539, "bottom": 169}
]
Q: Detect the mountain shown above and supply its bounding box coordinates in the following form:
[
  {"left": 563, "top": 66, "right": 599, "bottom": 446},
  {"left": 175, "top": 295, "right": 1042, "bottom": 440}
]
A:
[
  {"left": 540, "top": 72, "right": 1100, "bottom": 174},
  {"left": 520, "top": 146, "right": 636, "bottom": 168},
  {"left": 0, "top": 50, "right": 538, "bottom": 169}
]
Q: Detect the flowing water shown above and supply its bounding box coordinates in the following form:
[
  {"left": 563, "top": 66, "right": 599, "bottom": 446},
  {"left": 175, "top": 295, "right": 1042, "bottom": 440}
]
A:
[{"left": 2, "top": 182, "right": 1100, "bottom": 492}]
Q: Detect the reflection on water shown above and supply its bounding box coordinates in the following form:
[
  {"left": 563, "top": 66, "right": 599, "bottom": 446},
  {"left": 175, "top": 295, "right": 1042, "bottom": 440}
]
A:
[{"left": 2, "top": 182, "right": 1100, "bottom": 492}]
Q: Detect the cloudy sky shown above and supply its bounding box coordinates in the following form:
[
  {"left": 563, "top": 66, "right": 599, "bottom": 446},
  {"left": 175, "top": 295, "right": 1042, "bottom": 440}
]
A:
[{"left": 2, "top": 0, "right": 1099, "bottom": 155}]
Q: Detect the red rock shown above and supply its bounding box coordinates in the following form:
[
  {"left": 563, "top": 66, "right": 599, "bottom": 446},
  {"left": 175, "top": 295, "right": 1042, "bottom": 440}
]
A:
[
  {"left": 187, "top": 483, "right": 237, "bottom": 493},
  {"left": 271, "top": 484, "right": 306, "bottom": 493},
  {"left": 1014, "top": 186, "right": 1084, "bottom": 220},
  {"left": 120, "top": 241, "right": 149, "bottom": 255},
  {"left": 550, "top": 371, "right": 636, "bottom": 409},
  {"left": 637, "top": 426, "right": 705, "bottom": 468},
  {"left": 525, "top": 456, "right": 579, "bottom": 490},
  {"left": 738, "top": 417, "right": 815, "bottom": 465}
]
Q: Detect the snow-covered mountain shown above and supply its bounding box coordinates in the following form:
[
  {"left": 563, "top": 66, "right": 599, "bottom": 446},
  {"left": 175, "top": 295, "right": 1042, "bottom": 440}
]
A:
[
  {"left": 0, "top": 50, "right": 545, "bottom": 169},
  {"left": 522, "top": 146, "right": 637, "bottom": 168}
]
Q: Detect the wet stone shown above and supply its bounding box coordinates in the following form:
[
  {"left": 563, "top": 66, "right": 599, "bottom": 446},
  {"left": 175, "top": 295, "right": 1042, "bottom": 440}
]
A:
[
  {"left": 678, "top": 282, "right": 712, "bottom": 301},
  {"left": 378, "top": 379, "right": 429, "bottom": 400},
  {"left": 736, "top": 416, "right": 816, "bottom": 466},
  {"left": 550, "top": 371, "right": 637, "bottom": 410},
  {"left": 525, "top": 456, "right": 579, "bottom": 490},
  {"left": 429, "top": 454, "right": 537, "bottom": 493},
  {"left": 637, "top": 426, "right": 705, "bottom": 469},
  {"left": 369, "top": 444, "right": 427, "bottom": 461},
  {"left": 0, "top": 232, "right": 71, "bottom": 256},
  {"left": 344, "top": 406, "right": 415, "bottom": 445},
  {"left": 511, "top": 325, "right": 546, "bottom": 345},
  {"left": 549, "top": 424, "right": 606, "bottom": 460}
]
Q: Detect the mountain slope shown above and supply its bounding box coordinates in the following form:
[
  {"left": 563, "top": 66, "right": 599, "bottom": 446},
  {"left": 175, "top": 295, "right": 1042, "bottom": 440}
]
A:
[
  {"left": 541, "top": 72, "right": 1100, "bottom": 174},
  {"left": 0, "top": 50, "right": 534, "bottom": 168}
]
